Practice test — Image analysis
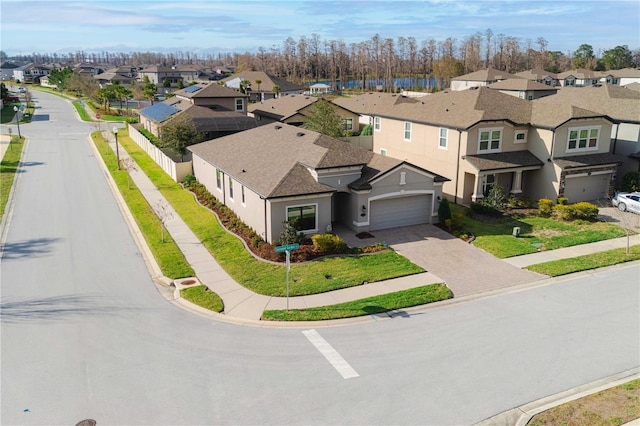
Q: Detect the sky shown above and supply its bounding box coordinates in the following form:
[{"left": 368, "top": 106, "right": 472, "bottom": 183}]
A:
[{"left": 1, "top": 0, "right": 639, "bottom": 58}]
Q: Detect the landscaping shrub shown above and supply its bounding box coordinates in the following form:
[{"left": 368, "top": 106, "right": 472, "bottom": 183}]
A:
[
  {"left": 311, "top": 233, "right": 348, "bottom": 254},
  {"left": 360, "top": 124, "right": 373, "bottom": 136},
  {"left": 438, "top": 198, "right": 452, "bottom": 223},
  {"left": 557, "top": 197, "right": 569, "bottom": 205},
  {"left": 484, "top": 184, "right": 509, "bottom": 210},
  {"left": 183, "top": 174, "right": 196, "bottom": 185},
  {"left": 553, "top": 201, "right": 599, "bottom": 221},
  {"left": 622, "top": 171, "right": 640, "bottom": 192},
  {"left": 538, "top": 198, "right": 554, "bottom": 217}
]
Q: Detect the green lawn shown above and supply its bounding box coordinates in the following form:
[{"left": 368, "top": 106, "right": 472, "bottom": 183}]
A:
[
  {"left": 72, "top": 101, "right": 92, "bottom": 121},
  {"left": 451, "top": 204, "right": 628, "bottom": 258},
  {"left": 92, "top": 132, "right": 194, "bottom": 279},
  {"left": 526, "top": 244, "right": 640, "bottom": 276},
  {"left": 180, "top": 286, "right": 224, "bottom": 312},
  {"left": 261, "top": 283, "right": 452, "bottom": 321},
  {"left": 117, "top": 130, "right": 425, "bottom": 297},
  {"left": 0, "top": 136, "right": 25, "bottom": 219}
]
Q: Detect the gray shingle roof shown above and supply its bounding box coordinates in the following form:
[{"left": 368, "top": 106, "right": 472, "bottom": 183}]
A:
[
  {"left": 488, "top": 78, "right": 558, "bottom": 91},
  {"left": 174, "top": 82, "right": 246, "bottom": 99},
  {"left": 464, "top": 151, "right": 544, "bottom": 171},
  {"left": 248, "top": 94, "right": 318, "bottom": 120},
  {"left": 553, "top": 153, "right": 623, "bottom": 169},
  {"left": 452, "top": 68, "right": 523, "bottom": 82}
]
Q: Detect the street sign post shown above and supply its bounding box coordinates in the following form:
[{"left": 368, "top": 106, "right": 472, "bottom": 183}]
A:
[{"left": 274, "top": 243, "right": 300, "bottom": 309}]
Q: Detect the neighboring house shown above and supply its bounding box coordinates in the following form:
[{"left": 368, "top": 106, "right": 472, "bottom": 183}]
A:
[
  {"left": 555, "top": 69, "right": 618, "bottom": 87},
  {"left": 536, "top": 85, "right": 640, "bottom": 186},
  {"left": 450, "top": 68, "right": 522, "bottom": 91},
  {"left": 94, "top": 71, "right": 136, "bottom": 86},
  {"left": 171, "top": 82, "right": 250, "bottom": 113},
  {"left": 138, "top": 82, "right": 256, "bottom": 139},
  {"left": 248, "top": 94, "right": 359, "bottom": 132},
  {"left": 612, "top": 68, "right": 640, "bottom": 87},
  {"left": 0, "top": 61, "right": 21, "bottom": 81},
  {"left": 13, "top": 63, "right": 50, "bottom": 83},
  {"left": 369, "top": 86, "right": 624, "bottom": 204},
  {"left": 514, "top": 68, "right": 559, "bottom": 86},
  {"left": 332, "top": 92, "right": 417, "bottom": 131},
  {"left": 73, "top": 63, "right": 105, "bottom": 77},
  {"left": 487, "top": 78, "right": 558, "bottom": 100},
  {"left": 138, "top": 65, "right": 202, "bottom": 88},
  {"left": 188, "top": 123, "right": 448, "bottom": 243},
  {"left": 222, "top": 71, "right": 305, "bottom": 102}
]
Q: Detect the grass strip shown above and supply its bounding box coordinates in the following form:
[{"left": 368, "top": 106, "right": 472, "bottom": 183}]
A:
[
  {"left": 261, "top": 283, "right": 452, "bottom": 321},
  {"left": 525, "top": 244, "right": 640, "bottom": 276},
  {"left": 0, "top": 136, "right": 25, "bottom": 219},
  {"left": 72, "top": 101, "right": 92, "bottom": 121},
  {"left": 528, "top": 378, "right": 640, "bottom": 426},
  {"left": 91, "top": 132, "right": 194, "bottom": 279},
  {"left": 180, "top": 286, "right": 224, "bottom": 312},
  {"left": 117, "top": 131, "right": 425, "bottom": 297}
]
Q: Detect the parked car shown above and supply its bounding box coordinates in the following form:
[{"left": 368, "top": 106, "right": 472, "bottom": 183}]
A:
[
  {"left": 17, "top": 87, "right": 26, "bottom": 93},
  {"left": 5, "top": 96, "right": 19, "bottom": 102},
  {"left": 612, "top": 192, "right": 640, "bottom": 213}
]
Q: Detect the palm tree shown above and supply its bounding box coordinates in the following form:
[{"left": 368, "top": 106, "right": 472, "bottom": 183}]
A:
[{"left": 255, "top": 79, "right": 262, "bottom": 101}]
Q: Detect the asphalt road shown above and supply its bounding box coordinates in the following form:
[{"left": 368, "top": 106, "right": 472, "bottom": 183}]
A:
[{"left": 1, "top": 91, "right": 638, "bottom": 426}]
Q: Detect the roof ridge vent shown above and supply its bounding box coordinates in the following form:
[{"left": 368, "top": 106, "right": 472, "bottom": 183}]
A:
[{"left": 275, "top": 125, "right": 282, "bottom": 130}]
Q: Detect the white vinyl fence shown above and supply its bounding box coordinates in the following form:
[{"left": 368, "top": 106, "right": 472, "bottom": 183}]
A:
[{"left": 128, "top": 124, "right": 193, "bottom": 182}]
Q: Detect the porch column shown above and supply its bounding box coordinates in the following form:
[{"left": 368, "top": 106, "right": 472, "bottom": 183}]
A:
[
  {"left": 471, "top": 174, "right": 483, "bottom": 202},
  {"left": 510, "top": 171, "right": 523, "bottom": 195}
]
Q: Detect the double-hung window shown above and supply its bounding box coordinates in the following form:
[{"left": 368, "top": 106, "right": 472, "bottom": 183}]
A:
[
  {"left": 286, "top": 205, "right": 317, "bottom": 232},
  {"left": 439, "top": 128, "right": 448, "bottom": 149},
  {"left": 235, "top": 98, "right": 244, "bottom": 111},
  {"left": 374, "top": 116, "right": 381, "bottom": 132},
  {"left": 478, "top": 128, "right": 502, "bottom": 153},
  {"left": 404, "top": 121, "right": 412, "bottom": 141},
  {"left": 228, "top": 178, "right": 234, "bottom": 200},
  {"left": 342, "top": 118, "right": 353, "bottom": 131},
  {"left": 567, "top": 126, "right": 599, "bottom": 152}
]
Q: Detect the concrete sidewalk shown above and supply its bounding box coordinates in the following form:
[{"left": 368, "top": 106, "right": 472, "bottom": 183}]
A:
[
  {"left": 102, "top": 132, "right": 443, "bottom": 321},
  {"left": 101, "top": 129, "right": 639, "bottom": 323}
]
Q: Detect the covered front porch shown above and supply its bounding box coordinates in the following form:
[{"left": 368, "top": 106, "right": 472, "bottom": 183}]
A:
[{"left": 462, "top": 151, "right": 544, "bottom": 203}]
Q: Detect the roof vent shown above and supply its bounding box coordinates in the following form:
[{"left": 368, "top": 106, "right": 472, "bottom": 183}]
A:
[
  {"left": 275, "top": 125, "right": 282, "bottom": 130},
  {"left": 296, "top": 132, "right": 305, "bottom": 137},
  {"left": 470, "top": 86, "right": 479, "bottom": 90}
]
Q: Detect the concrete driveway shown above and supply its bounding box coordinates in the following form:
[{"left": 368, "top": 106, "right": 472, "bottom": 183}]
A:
[{"left": 335, "top": 224, "right": 544, "bottom": 298}]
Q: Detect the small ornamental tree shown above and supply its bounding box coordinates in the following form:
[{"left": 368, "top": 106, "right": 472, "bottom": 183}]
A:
[
  {"left": 303, "top": 99, "right": 345, "bottom": 138},
  {"left": 160, "top": 113, "right": 202, "bottom": 161},
  {"left": 438, "top": 198, "right": 452, "bottom": 223}
]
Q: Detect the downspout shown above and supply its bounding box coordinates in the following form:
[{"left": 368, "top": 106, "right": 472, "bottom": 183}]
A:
[
  {"left": 222, "top": 172, "right": 226, "bottom": 205},
  {"left": 263, "top": 198, "right": 268, "bottom": 243},
  {"left": 612, "top": 123, "right": 620, "bottom": 154},
  {"left": 454, "top": 129, "right": 462, "bottom": 204}
]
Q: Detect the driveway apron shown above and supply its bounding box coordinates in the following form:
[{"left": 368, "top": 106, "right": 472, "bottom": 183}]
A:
[{"left": 340, "top": 224, "right": 545, "bottom": 297}]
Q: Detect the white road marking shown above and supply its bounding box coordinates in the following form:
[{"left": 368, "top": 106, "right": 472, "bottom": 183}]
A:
[{"left": 303, "top": 329, "right": 359, "bottom": 379}]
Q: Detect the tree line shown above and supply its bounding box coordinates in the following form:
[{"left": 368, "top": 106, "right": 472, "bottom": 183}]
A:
[{"left": 4, "top": 29, "right": 637, "bottom": 91}]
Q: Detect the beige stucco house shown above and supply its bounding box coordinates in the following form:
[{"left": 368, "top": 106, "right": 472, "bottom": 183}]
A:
[
  {"left": 370, "top": 86, "right": 626, "bottom": 205},
  {"left": 188, "top": 123, "right": 448, "bottom": 243},
  {"left": 450, "top": 68, "right": 522, "bottom": 91}
]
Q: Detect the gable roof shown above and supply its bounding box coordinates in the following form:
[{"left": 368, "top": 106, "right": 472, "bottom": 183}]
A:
[
  {"left": 248, "top": 94, "right": 318, "bottom": 120},
  {"left": 221, "top": 71, "right": 304, "bottom": 93},
  {"left": 452, "top": 67, "right": 523, "bottom": 82},
  {"left": 488, "top": 78, "right": 558, "bottom": 91},
  {"left": 376, "top": 87, "right": 532, "bottom": 129},
  {"left": 173, "top": 82, "right": 246, "bottom": 99},
  {"left": 610, "top": 68, "right": 640, "bottom": 78},
  {"left": 514, "top": 68, "right": 558, "bottom": 80},
  {"left": 532, "top": 85, "right": 640, "bottom": 125},
  {"left": 331, "top": 92, "right": 412, "bottom": 115}
]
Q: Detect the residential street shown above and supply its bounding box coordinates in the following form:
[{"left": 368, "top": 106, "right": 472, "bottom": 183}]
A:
[{"left": 1, "top": 91, "right": 638, "bottom": 425}]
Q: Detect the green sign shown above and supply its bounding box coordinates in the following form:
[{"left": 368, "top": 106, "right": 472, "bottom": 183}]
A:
[{"left": 275, "top": 243, "right": 300, "bottom": 252}]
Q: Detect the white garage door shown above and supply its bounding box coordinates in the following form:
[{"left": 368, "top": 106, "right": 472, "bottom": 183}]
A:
[
  {"left": 564, "top": 173, "right": 610, "bottom": 202},
  {"left": 370, "top": 195, "right": 431, "bottom": 231}
]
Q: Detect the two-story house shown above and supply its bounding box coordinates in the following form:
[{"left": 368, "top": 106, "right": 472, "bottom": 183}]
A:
[
  {"left": 222, "top": 71, "right": 305, "bottom": 102},
  {"left": 370, "top": 86, "right": 623, "bottom": 204},
  {"left": 450, "top": 68, "right": 523, "bottom": 91},
  {"left": 138, "top": 82, "right": 255, "bottom": 139}
]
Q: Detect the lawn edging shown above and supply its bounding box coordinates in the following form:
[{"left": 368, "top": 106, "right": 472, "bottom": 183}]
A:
[
  {"left": 525, "top": 244, "right": 640, "bottom": 276},
  {"left": 0, "top": 136, "right": 26, "bottom": 236}
]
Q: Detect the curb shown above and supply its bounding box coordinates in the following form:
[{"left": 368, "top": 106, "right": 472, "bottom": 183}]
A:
[
  {"left": 475, "top": 368, "right": 640, "bottom": 426},
  {"left": 0, "top": 136, "right": 28, "bottom": 257}
]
